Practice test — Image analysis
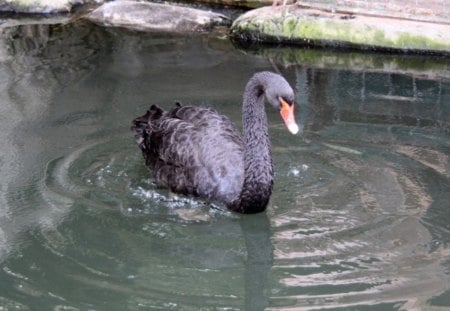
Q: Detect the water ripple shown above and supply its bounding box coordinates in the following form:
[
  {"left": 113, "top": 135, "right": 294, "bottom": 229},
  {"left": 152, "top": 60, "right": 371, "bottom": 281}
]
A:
[
  {"left": 268, "top": 138, "right": 450, "bottom": 310},
  {"left": 4, "top": 129, "right": 448, "bottom": 310}
]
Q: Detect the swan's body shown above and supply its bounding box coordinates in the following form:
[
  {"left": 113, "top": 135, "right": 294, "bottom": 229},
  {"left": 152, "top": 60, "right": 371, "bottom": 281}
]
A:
[{"left": 132, "top": 71, "right": 298, "bottom": 213}]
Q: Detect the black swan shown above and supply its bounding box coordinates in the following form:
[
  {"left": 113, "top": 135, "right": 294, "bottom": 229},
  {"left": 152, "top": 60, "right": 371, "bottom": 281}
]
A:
[{"left": 132, "top": 71, "right": 299, "bottom": 214}]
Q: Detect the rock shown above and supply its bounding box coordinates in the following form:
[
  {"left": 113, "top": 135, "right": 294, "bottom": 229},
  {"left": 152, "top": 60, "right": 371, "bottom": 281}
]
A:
[
  {"left": 0, "top": 15, "right": 71, "bottom": 28},
  {"left": 85, "top": 1, "right": 231, "bottom": 32},
  {"left": 230, "top": 5, "right": 450, "bottom": 54},
  {"left": 183, "top": 0, "right": 294, "bottom": 9},
  {"left": 0, "top": 0, "right": 96, "bottom": 13}
]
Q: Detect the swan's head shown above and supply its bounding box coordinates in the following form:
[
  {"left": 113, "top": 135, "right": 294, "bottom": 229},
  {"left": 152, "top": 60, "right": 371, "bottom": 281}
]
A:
[{"left": 264, "top": 73, "right": 300, "bottom": 135}]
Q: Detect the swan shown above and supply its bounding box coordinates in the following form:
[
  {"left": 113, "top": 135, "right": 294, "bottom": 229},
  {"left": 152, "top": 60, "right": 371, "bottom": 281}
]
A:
[{"left": 132, "top": 71, "right": 299, "bottom": 213}]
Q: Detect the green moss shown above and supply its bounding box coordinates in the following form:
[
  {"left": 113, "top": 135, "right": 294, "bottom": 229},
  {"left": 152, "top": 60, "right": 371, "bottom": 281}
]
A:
[
  {"left": 395, "top": 33, "right": 449, "bottom": 50},
  {"left": 282, "top": 17, "right": 298, "bottom": 36},
  {"left": 298, "top": 20, "right": 326, "bottom": 39},
  {"left": 288, "top": 20, "right": 379, "bottom": 45},
  {"left": 232, "top": 13, "right": 450, "bottom": 53}
]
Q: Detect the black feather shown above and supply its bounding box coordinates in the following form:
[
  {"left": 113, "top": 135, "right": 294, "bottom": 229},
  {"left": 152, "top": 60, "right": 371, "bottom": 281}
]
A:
[{"left": 132, "top": 72, "right": 296, "bottom": 213}]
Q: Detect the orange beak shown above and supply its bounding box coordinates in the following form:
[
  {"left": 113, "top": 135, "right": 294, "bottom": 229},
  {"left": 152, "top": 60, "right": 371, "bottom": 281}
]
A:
[{"left": 280, "top": 97, "right": 299, "bottom": 135}]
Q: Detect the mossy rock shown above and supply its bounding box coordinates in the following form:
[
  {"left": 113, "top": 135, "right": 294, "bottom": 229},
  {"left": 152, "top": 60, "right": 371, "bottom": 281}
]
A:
[
  {"left": 174, "top": 0, "right": 295, "bottom": 9},
  {"left": 0, "top": 0, "right": 94, "bottom": 13},
  {"left": 230, "top": 5, "right": 450, "bottom": 54}
]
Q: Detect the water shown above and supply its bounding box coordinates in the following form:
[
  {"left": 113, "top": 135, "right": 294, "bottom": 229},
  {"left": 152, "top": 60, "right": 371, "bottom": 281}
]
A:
[{"left": 0, "top": 21, "right": 450, "bottom": 310}]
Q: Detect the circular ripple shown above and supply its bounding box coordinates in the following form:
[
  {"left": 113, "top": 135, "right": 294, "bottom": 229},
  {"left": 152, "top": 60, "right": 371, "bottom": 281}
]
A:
[
  {"left": 32, "top": 135, "right": 244, "bottom": 309},
  {"left": 3, "top": 129, "right": 449, "bottom": 310},
  {"left": 269, "top": 137, "right": 450, "bottom": 310}
]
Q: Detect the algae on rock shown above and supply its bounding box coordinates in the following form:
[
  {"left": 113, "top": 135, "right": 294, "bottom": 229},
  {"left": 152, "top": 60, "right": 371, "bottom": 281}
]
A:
[{"left": 230, "top": 5, "right": 450, "bottom": 54}]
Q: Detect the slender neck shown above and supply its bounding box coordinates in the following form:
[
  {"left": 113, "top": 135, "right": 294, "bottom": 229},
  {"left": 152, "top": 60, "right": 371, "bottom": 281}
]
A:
[{"left": 233, "top": 77, "right": 273, "bottom": 214}]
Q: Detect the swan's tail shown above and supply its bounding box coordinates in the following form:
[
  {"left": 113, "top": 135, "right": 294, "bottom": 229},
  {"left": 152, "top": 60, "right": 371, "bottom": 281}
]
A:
[{"left": 131, "top": 104, "right": 164, "bottom": 152}]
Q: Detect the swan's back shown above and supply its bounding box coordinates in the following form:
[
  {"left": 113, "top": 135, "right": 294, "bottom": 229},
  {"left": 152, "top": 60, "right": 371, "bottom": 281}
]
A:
[{"left": 132, "top": 103, "right": 245, "bottom": 205}]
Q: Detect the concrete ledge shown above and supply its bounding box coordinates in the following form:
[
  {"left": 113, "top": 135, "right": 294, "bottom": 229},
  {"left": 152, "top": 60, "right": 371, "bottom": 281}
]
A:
[{"left": 230, "top": 5, "right": 450, "bottom": 54}]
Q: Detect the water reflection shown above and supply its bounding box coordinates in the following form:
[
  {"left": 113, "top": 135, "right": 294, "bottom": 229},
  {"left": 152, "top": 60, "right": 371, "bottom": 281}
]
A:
[
  {"left": 0, "top": 20, "right": 449, "bottom": 310},
  {"left": 267, "top": 49, "right": 450, "bottom": 309},
  {"left": 0, "top": 22, "right": 109, "bottom": 261},
  {"left": 241, "top": 213, "right": 272, "bottom": 311}
]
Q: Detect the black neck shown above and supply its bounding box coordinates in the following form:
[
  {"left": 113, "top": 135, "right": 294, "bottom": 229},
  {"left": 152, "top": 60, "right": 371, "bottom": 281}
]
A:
[{"left": 233, "top": 78, "right": 273, "bottom": 213}]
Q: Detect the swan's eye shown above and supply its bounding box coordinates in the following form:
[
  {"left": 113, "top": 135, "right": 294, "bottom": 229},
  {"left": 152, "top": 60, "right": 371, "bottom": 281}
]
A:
[{"left": 278, "top": 97, "right": 293, "bottom": 109}]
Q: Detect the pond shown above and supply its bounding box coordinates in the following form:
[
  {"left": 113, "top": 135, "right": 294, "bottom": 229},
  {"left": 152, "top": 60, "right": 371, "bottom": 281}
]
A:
[{"left": 0, "top": 21, "right": 449, "bottom": 310}]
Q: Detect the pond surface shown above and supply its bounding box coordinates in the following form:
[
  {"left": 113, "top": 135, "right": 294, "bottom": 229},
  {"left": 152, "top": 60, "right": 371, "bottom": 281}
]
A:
[{"left": 0, "top": 21, "right": 450, "bottom": 310}]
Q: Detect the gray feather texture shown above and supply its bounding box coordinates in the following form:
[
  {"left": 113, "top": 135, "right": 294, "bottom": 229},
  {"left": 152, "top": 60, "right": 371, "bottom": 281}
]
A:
[{"left": 132, "top": 71, "right": 295, "bottom": 213}]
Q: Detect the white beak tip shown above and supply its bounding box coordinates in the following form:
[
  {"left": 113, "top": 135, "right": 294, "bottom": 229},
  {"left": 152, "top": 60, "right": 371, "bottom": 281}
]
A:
[{"left": 288, "top": 123, "right": 300, "bottom": 135}]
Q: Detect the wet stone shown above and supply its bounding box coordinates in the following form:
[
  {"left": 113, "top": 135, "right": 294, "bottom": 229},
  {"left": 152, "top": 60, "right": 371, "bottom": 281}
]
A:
[
  {"left": 85, "top": 1, "right": 231, "bottom": 33},
  {"left": 0, "top": 0, "right": 98, "bottom": 13}
]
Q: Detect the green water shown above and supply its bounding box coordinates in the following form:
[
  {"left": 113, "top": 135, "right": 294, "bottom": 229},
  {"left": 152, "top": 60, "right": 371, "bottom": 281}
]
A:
[{"left": 0, "top": 21, "right": 449, "bottom": 310}]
